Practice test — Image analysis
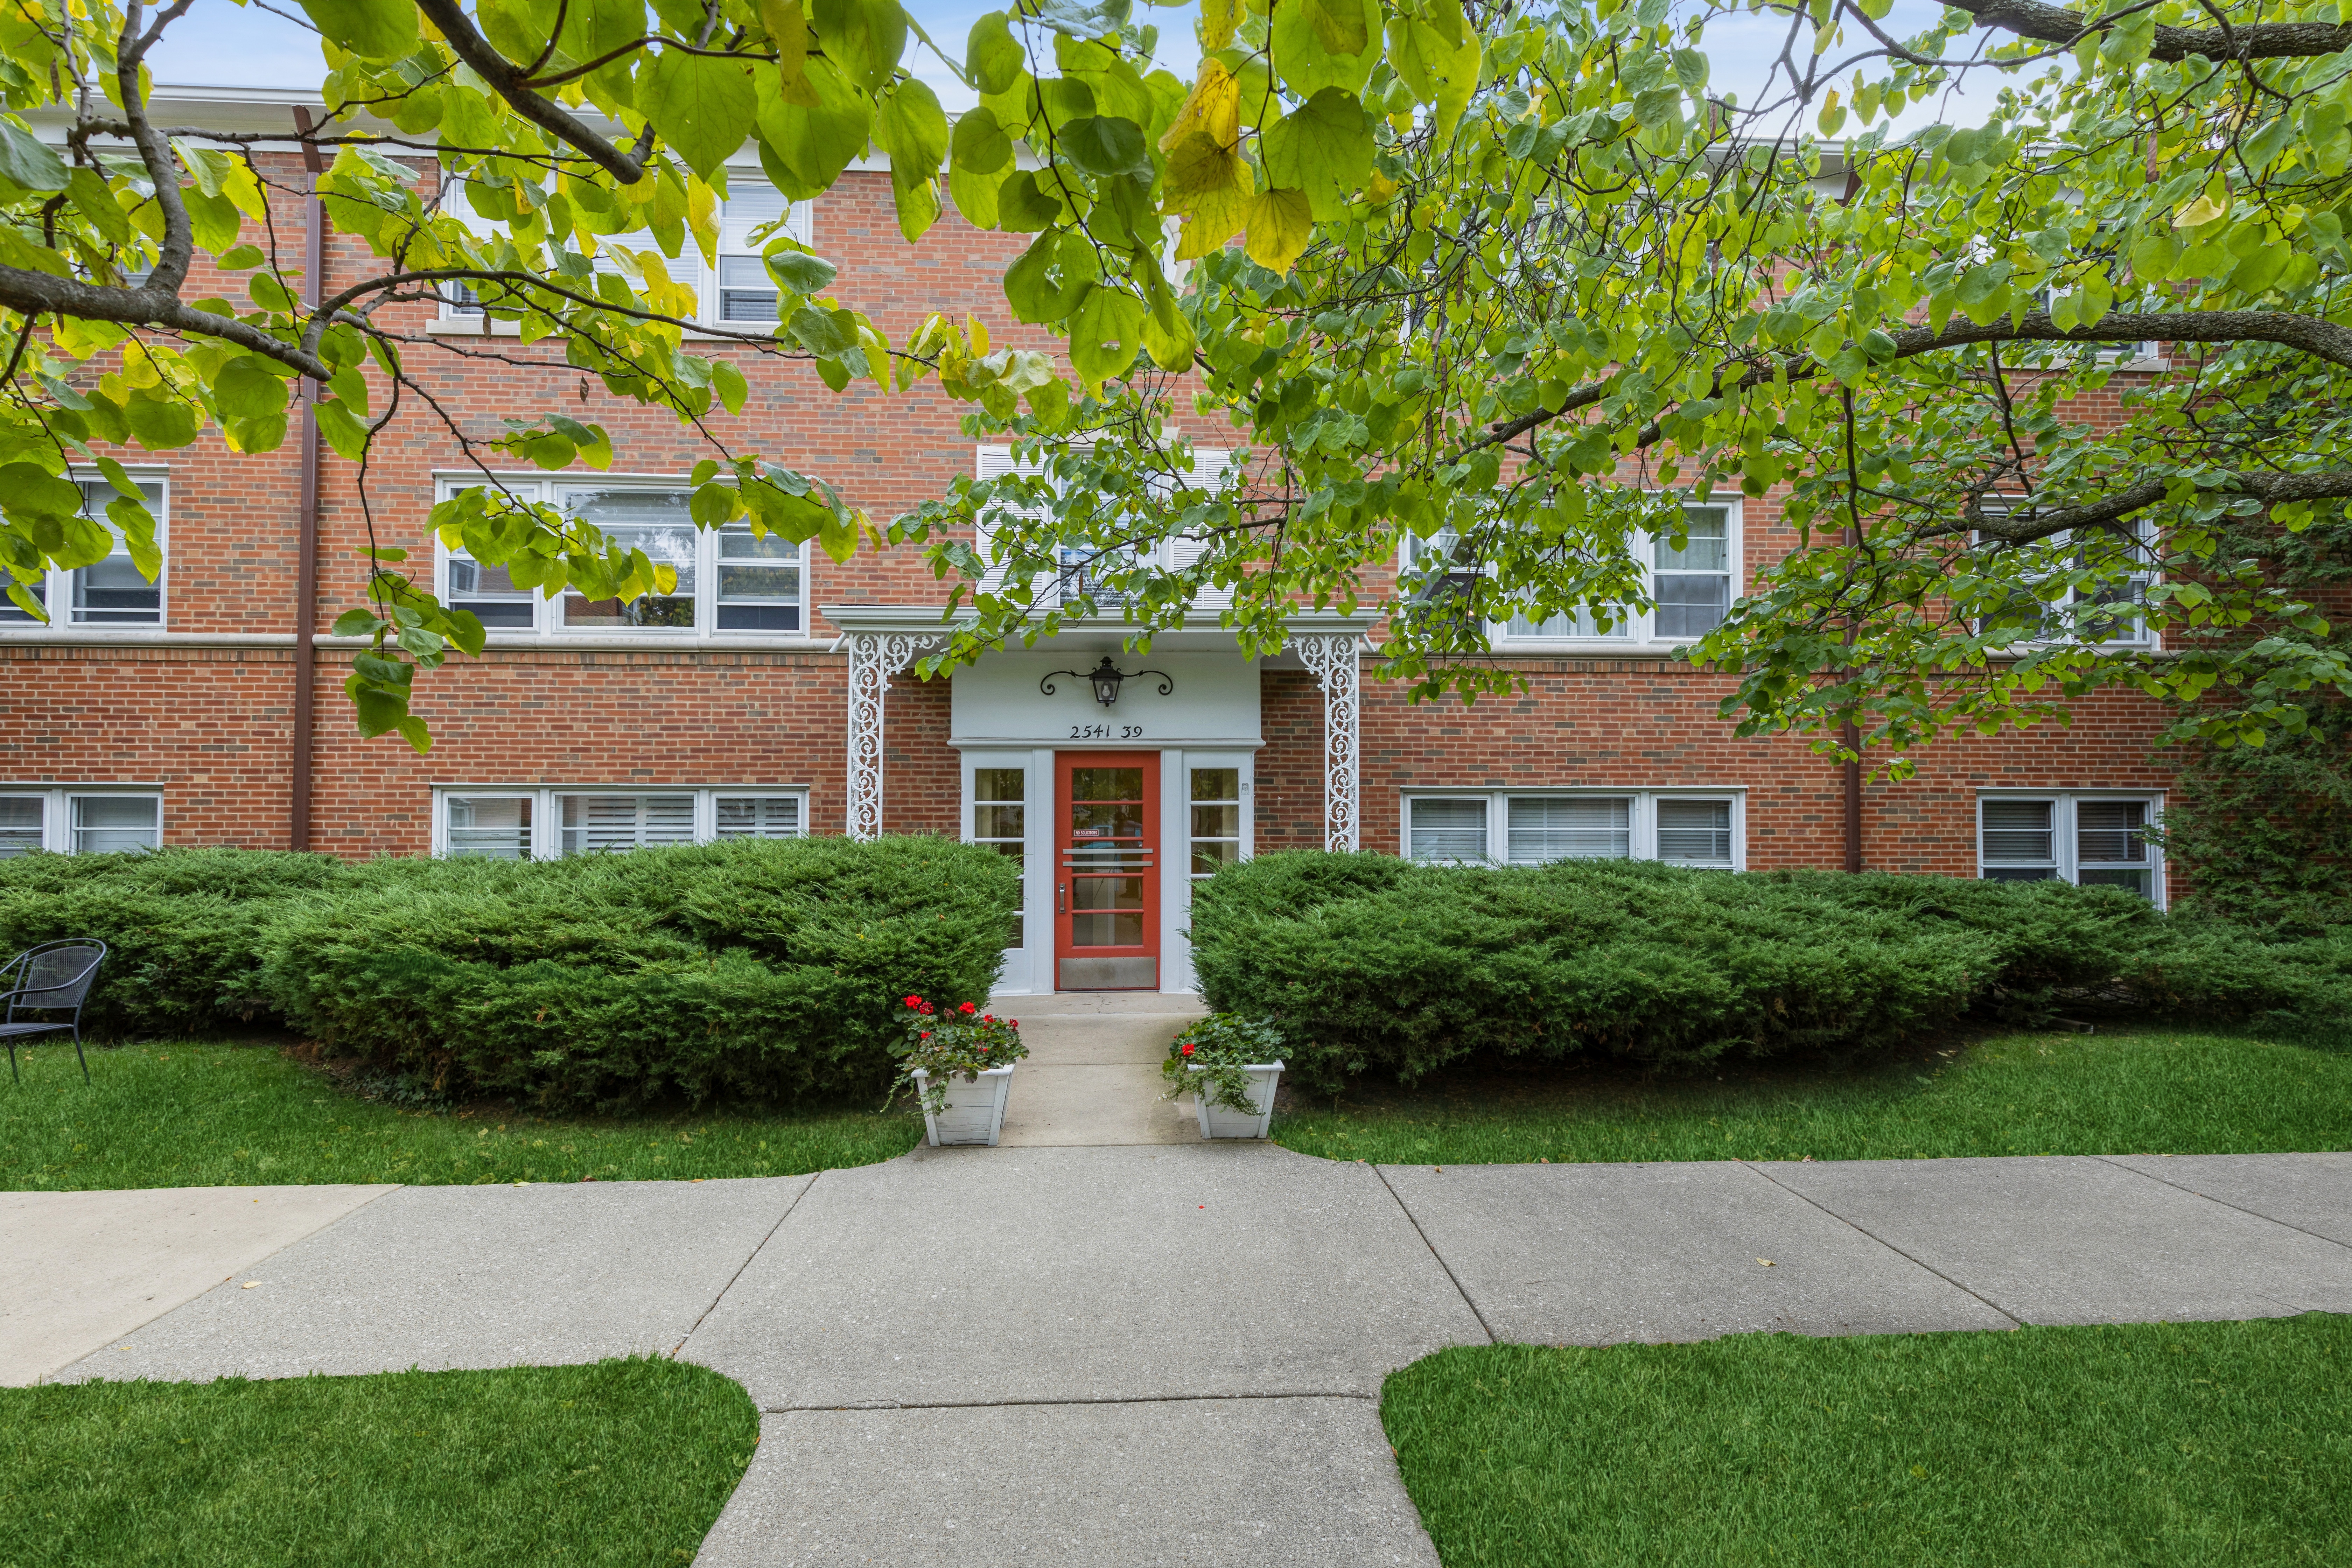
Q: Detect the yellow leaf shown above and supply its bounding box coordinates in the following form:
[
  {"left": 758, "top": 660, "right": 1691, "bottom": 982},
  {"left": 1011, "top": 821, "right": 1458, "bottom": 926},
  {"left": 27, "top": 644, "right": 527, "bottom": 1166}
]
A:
[
  {"left": 1243, "top": 187, "right": 1313, "bottom": 273},
  {"left": 687, "top": 177, "right": 720, "bottom": 267},
  {"left": 762, "top": 0, "right": 820, "bottom": 107},
  {"left": 1160, "top": 59, "right": 1240, "bottom": 153},
  {"left": 1198, "top": 0, "right": 1237, "bottom": 51},
  {"left": 2172, "top": 192, "right": 2227, "bottom": 229},
  {"left": 1165, "top": 130, "right": 1254, "bottom": 260}
]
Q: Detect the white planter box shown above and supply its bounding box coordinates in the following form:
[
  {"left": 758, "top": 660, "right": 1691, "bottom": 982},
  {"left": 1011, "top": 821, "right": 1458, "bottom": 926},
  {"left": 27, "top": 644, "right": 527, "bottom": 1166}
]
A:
[
  {"left": 1187, "top": 1060, "right": 1284, "bottom": 1140},
  {"left": 912, "top": 1064, "right": 1016, "bottom": 1147}
]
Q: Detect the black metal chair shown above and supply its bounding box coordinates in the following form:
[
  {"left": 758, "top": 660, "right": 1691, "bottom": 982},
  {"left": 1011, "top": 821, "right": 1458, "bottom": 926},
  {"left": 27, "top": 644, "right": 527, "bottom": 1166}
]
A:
[{"left": 1, "top": 940, "right": 106, "bottom": 1085}]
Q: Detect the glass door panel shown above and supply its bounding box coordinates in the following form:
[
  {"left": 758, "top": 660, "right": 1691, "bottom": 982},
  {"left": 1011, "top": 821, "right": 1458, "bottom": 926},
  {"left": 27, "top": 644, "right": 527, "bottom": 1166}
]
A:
[{"left": 1056, "top": 752, "right": 1158, "bottom": 990}]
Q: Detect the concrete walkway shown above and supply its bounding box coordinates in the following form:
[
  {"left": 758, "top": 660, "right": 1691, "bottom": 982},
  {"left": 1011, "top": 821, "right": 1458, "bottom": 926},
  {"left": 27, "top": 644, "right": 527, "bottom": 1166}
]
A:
[
  {"left": 15, "top": 1146, "right": 2352, "bottom": 1565},
  {"left": 989, "top": 991, "right": 1206, "bottom": 1147}
]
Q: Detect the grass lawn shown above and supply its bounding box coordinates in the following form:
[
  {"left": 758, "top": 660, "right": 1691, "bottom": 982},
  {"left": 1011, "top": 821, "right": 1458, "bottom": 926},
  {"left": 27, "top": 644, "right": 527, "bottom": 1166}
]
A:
[
  {"left": 1275, "top": 1027, "right": 2352, "bottom": 1166},
  {"left": 1384, "top": 1315, "right": 2352, "bottom": 1568},
  {"left": 0, "top": 1040, "right": 922, "bottom": 1190},
  {"left": 0, "top": 1357, "right": 753, "bottom": 1567}
]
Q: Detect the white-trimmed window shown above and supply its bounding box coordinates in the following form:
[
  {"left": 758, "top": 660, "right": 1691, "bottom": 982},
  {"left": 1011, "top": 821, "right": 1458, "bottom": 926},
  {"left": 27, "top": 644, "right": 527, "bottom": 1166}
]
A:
[
  {"left": 1401, "top": 503, "right": 1740, "bottom": 648},
  {"left": 1976, "top": 503, "right": 2156, "bottom": 648},
  {"left": 439, "top": 175, "right": 812, "bottom": 329},
  {"left": 1188, "top": 765, "right": 1245, "bottom": 879},
  {"left": 973, "top": 444, "right": 1231, "bottom": 608},
  {"left": 0, "top": 788, "right": 163, "bottom": 855},
  {"left": 970, "top": 765, "right": 1027, "bottom": 948},
  {"left": 434, "top": 786, "right": 808, "bottom": 859},
  {"left": 1979, "top": 792, "right": 2163, "bottom": 903},
  {"left": 0, "top": 477, "right": 167, "bottom": 631},
  {"left": 435, "top": 478, "right": 808, "bottom": 639},
  {"left": 1404, "top": 790, "right": 1743, "bottom": 869}
]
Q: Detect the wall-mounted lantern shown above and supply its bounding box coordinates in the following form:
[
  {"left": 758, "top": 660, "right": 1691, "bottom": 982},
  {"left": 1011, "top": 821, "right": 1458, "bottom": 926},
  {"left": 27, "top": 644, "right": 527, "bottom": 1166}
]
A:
[{"left": 1041, "top": 656, "right": 1174, "bottom": 708}]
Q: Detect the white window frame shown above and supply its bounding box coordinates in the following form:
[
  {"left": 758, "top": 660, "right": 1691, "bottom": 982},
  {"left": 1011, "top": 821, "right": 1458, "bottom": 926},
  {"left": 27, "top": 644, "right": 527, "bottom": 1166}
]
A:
[
  {"left": 973, "top": 444, "right": 1232, "bottom": 609},
  {"left": 436, "top": 172, "right": 812, "bottom": 332},
  {"left": 1977, "top": 790, "right": 2165, "bottom": 906},
  {"left": 431, "top": 785, "right": 811, "bottom": 859},
  {"left": 1974, "top": 501, "right": 2160, "bottom": 650},
  {"left": 432, "top": 475, "right": 812, "bottom": 642},
  {"left": 1401, "top": 789, "right": 1746, "bottom": 870},
  {"left": 1399, "top": 499, "right": 1744, "bottom": 651},
  {"left": 0, "top": 786, "right": 164, "bottom": 855},
  {"left": 0, "top": 472, "right": 169, "bottom": 635}
]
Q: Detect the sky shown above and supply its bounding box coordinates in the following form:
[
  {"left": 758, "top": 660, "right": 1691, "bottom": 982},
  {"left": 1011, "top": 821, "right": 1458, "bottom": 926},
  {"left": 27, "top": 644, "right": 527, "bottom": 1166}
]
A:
[{"left": 154, "top": 0, "right": 2004, "bottom": 131}]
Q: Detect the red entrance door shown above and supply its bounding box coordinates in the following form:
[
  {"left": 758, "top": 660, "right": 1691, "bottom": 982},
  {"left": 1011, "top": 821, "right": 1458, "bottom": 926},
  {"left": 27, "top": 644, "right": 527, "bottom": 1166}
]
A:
[{"left": 1055, "top": 752, "right": 1158, "bottom": 991}]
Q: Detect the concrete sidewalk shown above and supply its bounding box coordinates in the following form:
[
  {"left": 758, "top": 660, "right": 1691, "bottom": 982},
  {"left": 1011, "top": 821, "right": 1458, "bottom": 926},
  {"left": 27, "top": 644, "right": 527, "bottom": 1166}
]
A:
[{"left": 18, "top": 1147, "right": 2352, "bottom": 1566}]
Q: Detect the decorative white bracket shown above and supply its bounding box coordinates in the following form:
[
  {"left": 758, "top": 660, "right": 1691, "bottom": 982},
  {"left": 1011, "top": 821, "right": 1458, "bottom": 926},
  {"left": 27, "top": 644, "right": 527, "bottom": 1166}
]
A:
[
  {"left": 1295, "top": 631, "right": 1366, "bottom": 853},
  {"left": 838, "top": 620, "right": 948, "bottom": 842}
]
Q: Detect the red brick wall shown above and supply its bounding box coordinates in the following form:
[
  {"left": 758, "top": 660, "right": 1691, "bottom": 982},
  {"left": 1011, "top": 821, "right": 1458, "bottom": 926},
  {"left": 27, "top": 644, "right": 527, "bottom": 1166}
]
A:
[{"left": 0, "top": 159, "right": 2191, "bottom": 876}]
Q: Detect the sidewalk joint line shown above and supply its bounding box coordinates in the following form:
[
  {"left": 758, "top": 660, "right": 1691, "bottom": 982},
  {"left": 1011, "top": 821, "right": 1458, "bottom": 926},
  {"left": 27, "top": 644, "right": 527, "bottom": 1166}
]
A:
[
  {"left": 2090, "top": 1155, "right": 2352, "bottom": 1253},
  {"left": 1370, "top": 1163, "right": 1497, "bottom": 1344},
  {"left": 671, "top": 1171, "right": 821, "bottom": 1359},
  {"left": 1738, "top": 1161, "right": 2025, "bottom": 1329},
  {"left": 758, "top": 1390, "right": 1377, "bottom": 1414}
]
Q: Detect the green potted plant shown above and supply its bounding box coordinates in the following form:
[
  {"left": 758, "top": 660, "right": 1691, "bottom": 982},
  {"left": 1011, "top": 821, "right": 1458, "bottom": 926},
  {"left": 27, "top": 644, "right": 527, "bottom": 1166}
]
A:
[
  {"left": 891, "top": 995, "right": 1028, "bottom": 1146},
  {"left": 1161, "top": 1014, "right": 1287, "bottom": 1139}
]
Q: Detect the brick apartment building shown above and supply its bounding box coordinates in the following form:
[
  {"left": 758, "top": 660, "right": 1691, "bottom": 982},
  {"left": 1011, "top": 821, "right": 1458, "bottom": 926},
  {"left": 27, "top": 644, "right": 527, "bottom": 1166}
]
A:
[{"left": 0, "top": 86, "right": 2179, "bottom": 995}]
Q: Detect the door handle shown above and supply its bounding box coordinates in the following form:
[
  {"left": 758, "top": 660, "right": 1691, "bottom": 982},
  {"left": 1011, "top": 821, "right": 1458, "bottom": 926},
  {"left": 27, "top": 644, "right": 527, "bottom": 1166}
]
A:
[{"left": 1058, "top": 883, "right": 1066, "bottom": 913}]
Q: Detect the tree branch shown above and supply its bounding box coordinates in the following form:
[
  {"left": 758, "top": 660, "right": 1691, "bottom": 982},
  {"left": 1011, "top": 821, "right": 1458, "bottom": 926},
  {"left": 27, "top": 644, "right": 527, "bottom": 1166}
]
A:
[
  {"left": 1484, "top": 309, "right": 2352, "bottom": 453},
  {"left": 408, "top": 0, "right": 651, "bottom": 183},
  {"left": 1947, "top": 0, "right": 2352, "bottom": 62},
  {"left": 1963, "top": 468, "right": 2352, "bottom": 543}
]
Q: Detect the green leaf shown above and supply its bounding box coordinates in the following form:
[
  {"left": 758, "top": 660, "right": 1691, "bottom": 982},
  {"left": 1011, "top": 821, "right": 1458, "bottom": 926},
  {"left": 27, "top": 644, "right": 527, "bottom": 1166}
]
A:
[
  {"left": 314, "top": 398, "right": 372, "bottom": 462},
  {"left": 124, "top": 397, "right": 200, "bottom": 451},
  {"left": 0, "top": 118, "right": 67, "bottom": 193},
  {"left": 1067, "top": 283, "right": 1148, "bottom": 386},
  {"left": 0, "top": 462, "right": 83, "bottom": 520},
  {"left": 1302, "top": 0, "right": 1368, "bottom": 56},
  {"left": 297, "top": 0, "right": 420, "bottom": 59},
  {"left": 875, "top": 79, "right": 951, "bottom": 190},
  {"left": 712, "top": 359, "right": 750, "bottom": 414},
  {"left": 218, "top": 243, "right": 266, "bottom": 270},
  {"left": 65, "top": 167, "right": 130, "bottom": 242},
  {"left": 951, "top": 106, "right": 1014, "bottom": 175},
  {"left": 968, "top": 12, "right": 1027, "bottom": 95},
  {"left": 755, "top": 56, "right": 873, "bottom": 200},
  {"left": 215, "top": 358, "right": 291, "bottom": 420},
  {"left": 644, "top": 52, "right": 758, "bottom": 178},
  {"left": 812, "top": 0, "right": 908, "bottom": 94},
  {"left": 1057, "top": 116, "right": 1152, "bottom": 180},
  {"left": 1270, "top": 0, "right": 1380, "bottom": 98},
  {"left": 995, "top": 170, "right": 1065, "bottom": 232},
  {"left": 766, "top": 249, "right": 839, "bottom": 293},
  {"left": 1261, "top": 89, "right": 1374, "bottom": 222}
]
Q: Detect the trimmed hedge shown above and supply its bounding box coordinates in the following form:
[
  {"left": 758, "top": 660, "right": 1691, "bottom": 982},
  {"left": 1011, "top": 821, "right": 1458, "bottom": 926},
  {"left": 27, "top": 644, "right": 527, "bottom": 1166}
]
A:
[
  {"left": 1189, "top": 853, "right": 2352, "bottom": 1091},
  {"left": 0, "top": 838, "right": 1018, "bottom": 1111}
]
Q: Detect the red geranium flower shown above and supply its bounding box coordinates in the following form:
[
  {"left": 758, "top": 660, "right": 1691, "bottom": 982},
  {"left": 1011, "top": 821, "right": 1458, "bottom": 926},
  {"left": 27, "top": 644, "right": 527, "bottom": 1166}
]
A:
[
  {"left": 959, "top": 1001, "right": 977, "bottom": 1014},
  {"left": 903, "top": 995, "right": 922, "bottom": 1008},
  {"left": 919, "top": 1031, "right": 931, "bottom": 1040},
  {"left": 1181, "top": 1042, "right": 1196, "bottom": 1056}
]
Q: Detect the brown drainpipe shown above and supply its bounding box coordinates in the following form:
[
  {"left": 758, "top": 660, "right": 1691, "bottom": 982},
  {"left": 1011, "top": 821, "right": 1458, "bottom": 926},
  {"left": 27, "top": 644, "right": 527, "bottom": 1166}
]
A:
[
  {"left": 290, "top": 107, "right": 324, "bottom": 851},
  {"left": 1842, "top": 723, "right": 1863, "bottom": 872}
]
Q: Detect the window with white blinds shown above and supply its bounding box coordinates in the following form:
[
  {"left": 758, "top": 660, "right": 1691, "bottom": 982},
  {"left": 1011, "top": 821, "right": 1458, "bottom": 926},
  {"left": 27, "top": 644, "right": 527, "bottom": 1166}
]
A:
[
  {"left": 1492, "top": 502, "right": 1738, "bottom": 647},
  {"left": 0, "top": 790, "right": 163, "bottom": 855},
  {"left": 560, "top": 793, "right": 695, "bottom": 855},
  {"left": 716, "top": 183, "right": 811, "bottom": 323},
  {"left": 1406, "top": 792, "right": 1743, "bottom": 868},
  {"left": 1979, "top": 793, "right": 2162, "bottom": 901},
  {"left": 438, "top": 787, "right": 810, "bottom": 858},
  {"left": 974, "top": 444, "right": 1230, "bottom": 606},
  {"left": 1506, "top": 797, "right": 1630, "bottom": 862},
  {"left": 0, "top": 478, "right": 167, "bottom": 631},
  {"left": 440, "top": 175, "right": 812, "bottom": 327},
  {"left": 435, "top": 478, "right": 807, "bottom": 640}
]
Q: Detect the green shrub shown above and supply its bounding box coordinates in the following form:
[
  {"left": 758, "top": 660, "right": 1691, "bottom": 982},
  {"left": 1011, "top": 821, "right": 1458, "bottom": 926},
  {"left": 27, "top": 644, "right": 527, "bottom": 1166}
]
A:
[
  {"left": 1188, "top": 853, "right": 2352, "bottom": 1091},
  {"left": 0, "top": 838, "right": 1019, "bottom": 1112},
  {"left": 0, "top": 848, "right": 374, "bottom": 1036}
]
